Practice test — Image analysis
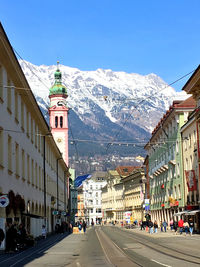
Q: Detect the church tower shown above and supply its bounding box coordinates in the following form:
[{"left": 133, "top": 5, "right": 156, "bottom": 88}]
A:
[{"left": 48, "top": 62, "right": 69, "bottom": 166}]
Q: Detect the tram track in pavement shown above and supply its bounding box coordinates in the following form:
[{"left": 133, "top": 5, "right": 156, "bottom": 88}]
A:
[{"left": 101, "top": 226, "right": 200, "bottom": 266}]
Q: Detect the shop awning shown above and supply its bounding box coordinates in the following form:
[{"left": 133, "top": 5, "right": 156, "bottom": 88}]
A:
[
  {"left": 173, "top": 211, "right": 187, "bottom": 216},
  {"left": 22, "top": 213, "right": 43, "bottom": 219},
  {"left": 184, "top": 210, "right": 200, "bottom": 216}
]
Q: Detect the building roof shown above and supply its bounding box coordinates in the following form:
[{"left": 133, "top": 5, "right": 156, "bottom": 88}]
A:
[
  {"left": 145, "top": 96, "right": 196, "bottom": 147},
  {"left": 116, "top": 166, "right": 140, "bottom": 177},
  {"left": 176, "top": 96, "right": 196, "bottom": 108},
  {"left": 49, "top": 64, "right": 68, "bottom": 96},
  {"left": 182, "top": 65, "right": 200, "bottom": 94}
]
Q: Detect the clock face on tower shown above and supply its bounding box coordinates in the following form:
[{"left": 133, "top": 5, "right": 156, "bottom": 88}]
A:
[{"left": 57, "top": 137, "right": 63, "bottom": 143}]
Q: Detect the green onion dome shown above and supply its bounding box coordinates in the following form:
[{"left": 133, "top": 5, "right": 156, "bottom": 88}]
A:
[{"left": 49, "top": 63, "right": 67, "bottom": 96}]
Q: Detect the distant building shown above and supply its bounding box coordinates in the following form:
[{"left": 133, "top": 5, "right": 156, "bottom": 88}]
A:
[
  {"left": 122, "top": 168, "right": 146, "bottom": 223},
  {"left": 102, "top": 166, "right": 143, "bottom": 224},
  {"left": 83, "top": 171, "right": 107, "bottom": 225}
]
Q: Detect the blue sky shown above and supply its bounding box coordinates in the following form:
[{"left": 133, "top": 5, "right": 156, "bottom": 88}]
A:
[{"left": 1, "top": 0, "right": 200, "bottom": 91}]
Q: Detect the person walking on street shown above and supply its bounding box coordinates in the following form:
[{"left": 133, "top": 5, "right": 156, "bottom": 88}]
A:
[
  {"left": 183, "top": 221, "right": 189, "bottom": 236},
  {"left": 78, "top": 221, "right": 82, "bottom": 232},
  {"left": 189, "top": 218, "right": 194, "bottom": 235},
  {"left": 0, "top": 228, "right": 5, "bottom": 246},
  {"left": 160, "top": 221, "right": 163, "bottom": 232},
  {"left": 154, "top": 221, "right": 158, "bottom": 233},
  {"left": 82, "top": 220, "right": 87, "bottom": 234},
  {"left": 178, "top": 218, "right": 184, "bottom": 235},
  {"left": 173, "top": 220, "right": 178, "bottom": 235},
  {"left": 163, "top": 220, "right": 168, "bottom": 232},
  {"left": 169, "top": 219, "right": 173, "bottom": 231},
  {"left": 42, "top": 225, "right": 47, "bottom": 239},
  {"left": 149, "top": 220, "right": 153, "bottom": 234}
]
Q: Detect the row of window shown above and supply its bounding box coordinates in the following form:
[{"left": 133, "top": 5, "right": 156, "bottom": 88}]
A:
[
  {"left": 151, "top": 184, "right": 182, "bottom": 204},
  {"left": 89, "top": 208, "right": 102, "bottom": 214},
  {"left": 0, "top": 64, "right": 66, "bottom": 173},
  {"left": 184, "top": 130, "right": 197, "bottom": 151},
  {"left": 55, "top": 116, "right": 63, "bottom": 128}
]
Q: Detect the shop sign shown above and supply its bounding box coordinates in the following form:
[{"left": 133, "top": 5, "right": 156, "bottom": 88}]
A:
[
  {"left": 185, "top": 170, "right": 197, "bottom": 191},
  {"left": 52, "top": 210, "right": 59, "bottom": 215},
  {"left": 0, "top": 195, "right": 9, "bottom": 208}
]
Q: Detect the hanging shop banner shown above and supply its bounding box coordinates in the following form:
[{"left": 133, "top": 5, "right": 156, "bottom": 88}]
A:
[{"left": 185, "top": 170, "right": 197, "bottom": 191}]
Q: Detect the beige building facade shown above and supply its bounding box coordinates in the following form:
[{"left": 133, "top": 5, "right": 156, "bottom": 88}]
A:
[
  {"left": 122, "top": 168, "right": 145, "bottom": 223},
  {"left": 0, "top": 23, "right": 69, "bottom": 249},
  {"left": 102, "top": 167, "right": 145, "bottom": 224},
  {"left": 181, "top": 111, "right": 198, "bottom": 207}
]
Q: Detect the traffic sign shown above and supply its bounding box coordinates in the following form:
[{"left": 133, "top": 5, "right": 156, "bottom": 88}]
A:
[{"left": 0, "top": 195, "right": 9, "bottom": 208}]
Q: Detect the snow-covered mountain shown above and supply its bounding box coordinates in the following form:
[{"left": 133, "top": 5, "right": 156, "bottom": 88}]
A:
[{"left": 19, "top": 60, "right": 187, "bottom": 156}]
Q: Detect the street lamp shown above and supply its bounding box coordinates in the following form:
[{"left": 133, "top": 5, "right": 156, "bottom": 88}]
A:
[{"left": 56, "top": 157, "right": 62, "bottom": 211}]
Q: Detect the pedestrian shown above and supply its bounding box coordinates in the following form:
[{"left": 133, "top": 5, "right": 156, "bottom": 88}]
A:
[
  {"left": 78, "top": 222, "right": 82, "bottom": 232},
  {"left": 42, "top": 225, "right": 46, "bottom": 239},
  {"left": 183, "top": 221, "right": 189, "bottom": 236},
  {"left": 0, "top": 228, "right": 5, "bottom": 246},
  {"left": 188, "top": 218, "right": 194, "bottom": 236},
  {"left": 169, "top": 218, "right": 174, "bottom": 231},
  {"left": 160, "top": 221, "right": 163, "bottom": 232},
  {"left": 178, "top": 218, "right": 184, "bottom": 235},
  {"left": 82, "top": 220, "right": 86, "bottom": 234},
  {"left": 173, "top": 220, "right": 178, "bottom": 235},
  {"left": 91, "top": 219, "right": 94, "bottom": 226},
  {"left": 140, "top": 221, "right": 145, "bottom": 230},
  {"left": 162, "top": 220, "right": 168, "bottom": 232},
  {"left": 154, "top": 221, "right": 158, "bottom": 233},
  {"left": 148, "top": 220, "right": 153, "bottom": 234},
  {"left": 6, "top": 222, "right": 17, "bottom": 252},
  {"left": 17, "top": 223, "right": 27, "bottom": 247}
]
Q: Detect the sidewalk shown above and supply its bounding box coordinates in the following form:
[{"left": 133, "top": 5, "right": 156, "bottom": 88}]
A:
[{"left": 116, "top": 225, "right": 200, "bottom": 239}]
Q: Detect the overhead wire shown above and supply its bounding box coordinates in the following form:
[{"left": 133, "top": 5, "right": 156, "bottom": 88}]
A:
[
  {"left": 0, "top": 127, "right": 186, "bottom": 147},
  {"left": 105, "top": 69, "right": 196, "bottom": 153},
  {"left": 0, "top": 31, "right": 195, "bottom": 154}
]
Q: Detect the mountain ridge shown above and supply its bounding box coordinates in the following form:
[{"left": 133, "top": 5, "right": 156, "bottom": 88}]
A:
[{"left": 19, "top": 60, "right": 187, "bottom": 157}]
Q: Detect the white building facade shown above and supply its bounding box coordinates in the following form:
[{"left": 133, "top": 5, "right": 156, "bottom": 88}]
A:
[{"left": 83, "top": 172, "right": 107, "bottom": 225}]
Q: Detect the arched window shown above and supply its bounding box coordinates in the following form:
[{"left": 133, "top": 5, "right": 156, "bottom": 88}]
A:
[
  {"left": 55, "top": 116, "right": 58, "bottom": 128},
  {"left": 60, "top": 116, "right": 63, "bottom": 128}
]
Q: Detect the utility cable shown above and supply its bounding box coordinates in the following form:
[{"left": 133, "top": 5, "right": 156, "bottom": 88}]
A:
[{"left": 105, "top": 69, "right": 196, "bottom": 153}]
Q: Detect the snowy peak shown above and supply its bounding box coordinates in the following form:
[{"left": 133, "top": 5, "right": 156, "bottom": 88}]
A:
[{"left": 19, "top": 60, "right": 188, "bottom": 156}]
